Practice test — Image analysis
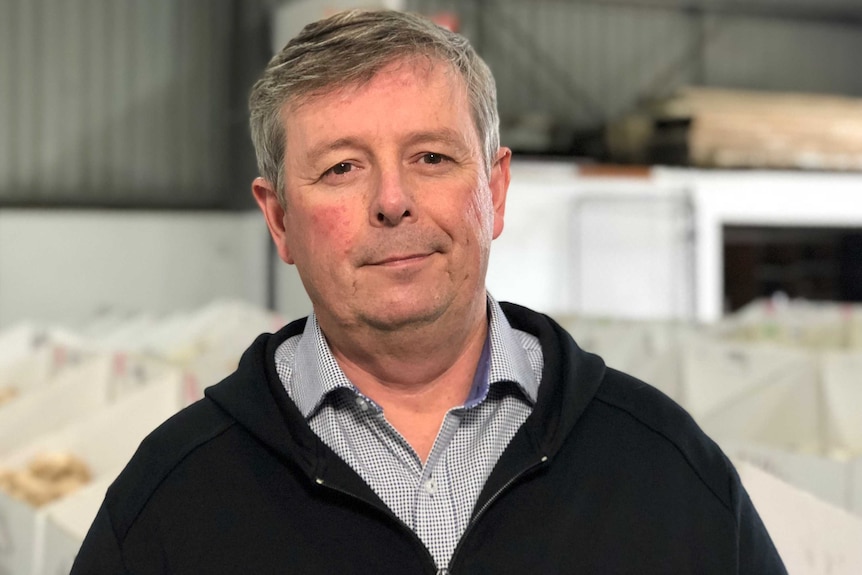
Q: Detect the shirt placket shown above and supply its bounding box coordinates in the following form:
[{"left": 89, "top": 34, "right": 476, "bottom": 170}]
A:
[{"left": 413, "top": 411, "right": 462, "bottom": 568}]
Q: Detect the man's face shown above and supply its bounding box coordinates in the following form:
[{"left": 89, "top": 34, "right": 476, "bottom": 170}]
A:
[{"left": 255, "top": 58, "right": 510, "bottom": 334}]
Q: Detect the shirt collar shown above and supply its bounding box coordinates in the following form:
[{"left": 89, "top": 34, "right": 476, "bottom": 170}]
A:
[
  {"left": 287, "top": 294, "right": 539, "bottom": 418},
  {"left": 485, "top": 294, "right": 540, "bottom": 404},
  {"left": 289, "top": 315, "right": 354, "bottom": 418}
]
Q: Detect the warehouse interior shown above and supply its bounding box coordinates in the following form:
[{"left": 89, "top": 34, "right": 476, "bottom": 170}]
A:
[{"left": 1, "top": 0, "right": 861, "bottom": 573}]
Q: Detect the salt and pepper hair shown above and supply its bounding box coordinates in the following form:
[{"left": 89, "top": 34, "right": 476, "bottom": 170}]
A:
[{"left": 248, "top": 9, "right": 500, "bottom": 204}]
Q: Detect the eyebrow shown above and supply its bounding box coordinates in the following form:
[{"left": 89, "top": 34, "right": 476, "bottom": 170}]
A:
[
  {"left": 304, "top": 137, "right": 370, "bottom": 166},
  {"left": 402, "top": 128, "right": 471, "bottom": 152}
]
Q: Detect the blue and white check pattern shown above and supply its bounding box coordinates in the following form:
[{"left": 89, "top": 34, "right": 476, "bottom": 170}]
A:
[{"left": 274, "top": 296, "right": 543, "bottom": 569}]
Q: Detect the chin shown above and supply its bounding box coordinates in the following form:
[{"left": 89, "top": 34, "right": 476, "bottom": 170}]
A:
[{"left": 358, "top": 298, "right": 448, "bottom": 332}]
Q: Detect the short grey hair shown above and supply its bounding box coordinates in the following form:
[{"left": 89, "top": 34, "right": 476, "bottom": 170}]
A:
[{"left": 249, "top": 9, "right": 500, "bottom": 204}]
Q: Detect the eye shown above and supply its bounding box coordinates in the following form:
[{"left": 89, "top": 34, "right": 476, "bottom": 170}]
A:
[
  {"left": 421, "top": 153, "right": 447, "bottom": 165},
  {"left": 323, "top": 162, "right": 353, "bottom": 177}
]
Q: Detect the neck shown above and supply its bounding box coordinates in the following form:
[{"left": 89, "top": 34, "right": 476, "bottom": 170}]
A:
[
  {"left": 315, "top": 295, "right": 489, "bottom": 461},
  {"left": 322, "top": 296, "right": 488, "bottom": 399}
]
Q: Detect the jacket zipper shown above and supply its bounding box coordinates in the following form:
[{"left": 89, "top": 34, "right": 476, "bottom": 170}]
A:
[
  {"left": 445, "top": 455, "right": 550, "bottom": 574},
  {"left": 313, "top": 476, "right": 441, "bottom": 574}
]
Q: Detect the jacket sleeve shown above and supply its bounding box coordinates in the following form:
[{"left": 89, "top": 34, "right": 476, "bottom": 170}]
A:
[
  {"left": 70, "top": 500, "right": 129, "bottom": 575},
  {"left": 733, "top": 468, "right": 788, "bottom": 574}
]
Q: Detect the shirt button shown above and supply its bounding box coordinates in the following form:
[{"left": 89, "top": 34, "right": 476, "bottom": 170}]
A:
[
  {"left": 355, "top": 397, "right": 370, "bottom": 412},
  {"left": 423, "top": 478, "right": 438, "bottom": 495}
]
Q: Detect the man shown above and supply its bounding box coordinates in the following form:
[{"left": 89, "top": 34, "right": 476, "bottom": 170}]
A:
[{"left": 73, "top": 9, "right": 786, "bottom": 574}]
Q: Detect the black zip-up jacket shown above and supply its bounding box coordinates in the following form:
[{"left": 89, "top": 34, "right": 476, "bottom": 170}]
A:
[{"left": 72, "top": 303, "right": 786, "bottom": 574}]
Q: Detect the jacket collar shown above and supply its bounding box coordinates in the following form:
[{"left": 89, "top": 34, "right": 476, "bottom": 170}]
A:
[
  {"left": 205, "top": 303, "right": 606, "bottom": 485},
  {"left": 206, "top": 317, "right": 390, "bottom": 503},
  {"left": 499, "top": 302, "right": 605, "bottom": 455}
]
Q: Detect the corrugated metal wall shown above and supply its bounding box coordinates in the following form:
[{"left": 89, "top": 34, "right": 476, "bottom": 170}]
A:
[
  {"left": 4, "top": 0, "right": 862, "bottom": 205},
  {"left": 704, "top": 14, "right": 862, "bottom": 95},
  {"left": 481, "top": 1, "right": 696, "bottom": 127},
  {"left": 0, "top": 0, "right": 237, "bottom": 207},
  {"left": 409, "top": 0, "right": 862, "bottom": 138}
]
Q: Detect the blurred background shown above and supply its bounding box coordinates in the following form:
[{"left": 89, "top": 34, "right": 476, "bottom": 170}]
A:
[
  {"left": 1, "top": 1, "right": 861, "bottom": 573},
  {"left": 1, "top": 0, "right": 861, "bottom": 325}
]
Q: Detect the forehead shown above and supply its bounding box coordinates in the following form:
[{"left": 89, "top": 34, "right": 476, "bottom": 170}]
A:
[
  {"left": 283, "top": 56, "right": 469, "bottom": 122},
  {"left": 277, "top": 57, "right": 482, "bottom": 171}
]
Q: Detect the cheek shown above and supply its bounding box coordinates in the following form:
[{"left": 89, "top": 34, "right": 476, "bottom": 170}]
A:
[{"left": 306, "top": 203, "right": 356, "bottom": 257}]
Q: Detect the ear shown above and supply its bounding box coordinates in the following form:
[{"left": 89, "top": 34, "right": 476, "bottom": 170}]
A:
[
  {"left": 488, "top": 147, "right": 511, "bottom": 240},
  {"left": 252, "top": 177, "right": 295, "bottom": 264}
]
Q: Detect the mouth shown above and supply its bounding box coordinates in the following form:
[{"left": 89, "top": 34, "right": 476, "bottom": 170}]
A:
[{"left": 367, "top": 252, "right": 434, "bottom": 266}]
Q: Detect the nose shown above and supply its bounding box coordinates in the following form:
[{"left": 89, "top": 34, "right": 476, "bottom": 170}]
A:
[{"left": 370, "top": 167, "right": 416, "bottom": 227}]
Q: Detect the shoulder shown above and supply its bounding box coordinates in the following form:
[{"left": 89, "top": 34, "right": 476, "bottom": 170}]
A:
[
  {"left": 593, "top": 367, "right": 736, "bottom": 511},
  {"left": 101, "top": 397, "right": 236, "bottom": 542}
]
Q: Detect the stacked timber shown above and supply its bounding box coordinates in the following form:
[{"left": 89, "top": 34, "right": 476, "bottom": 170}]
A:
[{"left": 606, "top": 87, "right": 862, "bottom": 170}]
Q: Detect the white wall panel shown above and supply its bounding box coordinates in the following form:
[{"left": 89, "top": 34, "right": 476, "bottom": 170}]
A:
[
  {"left": 486, "top": 161, "right": 695, "bottom": 320},
  {"left": 0, "top": 210, "right": 270, "bottom": 328}
]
